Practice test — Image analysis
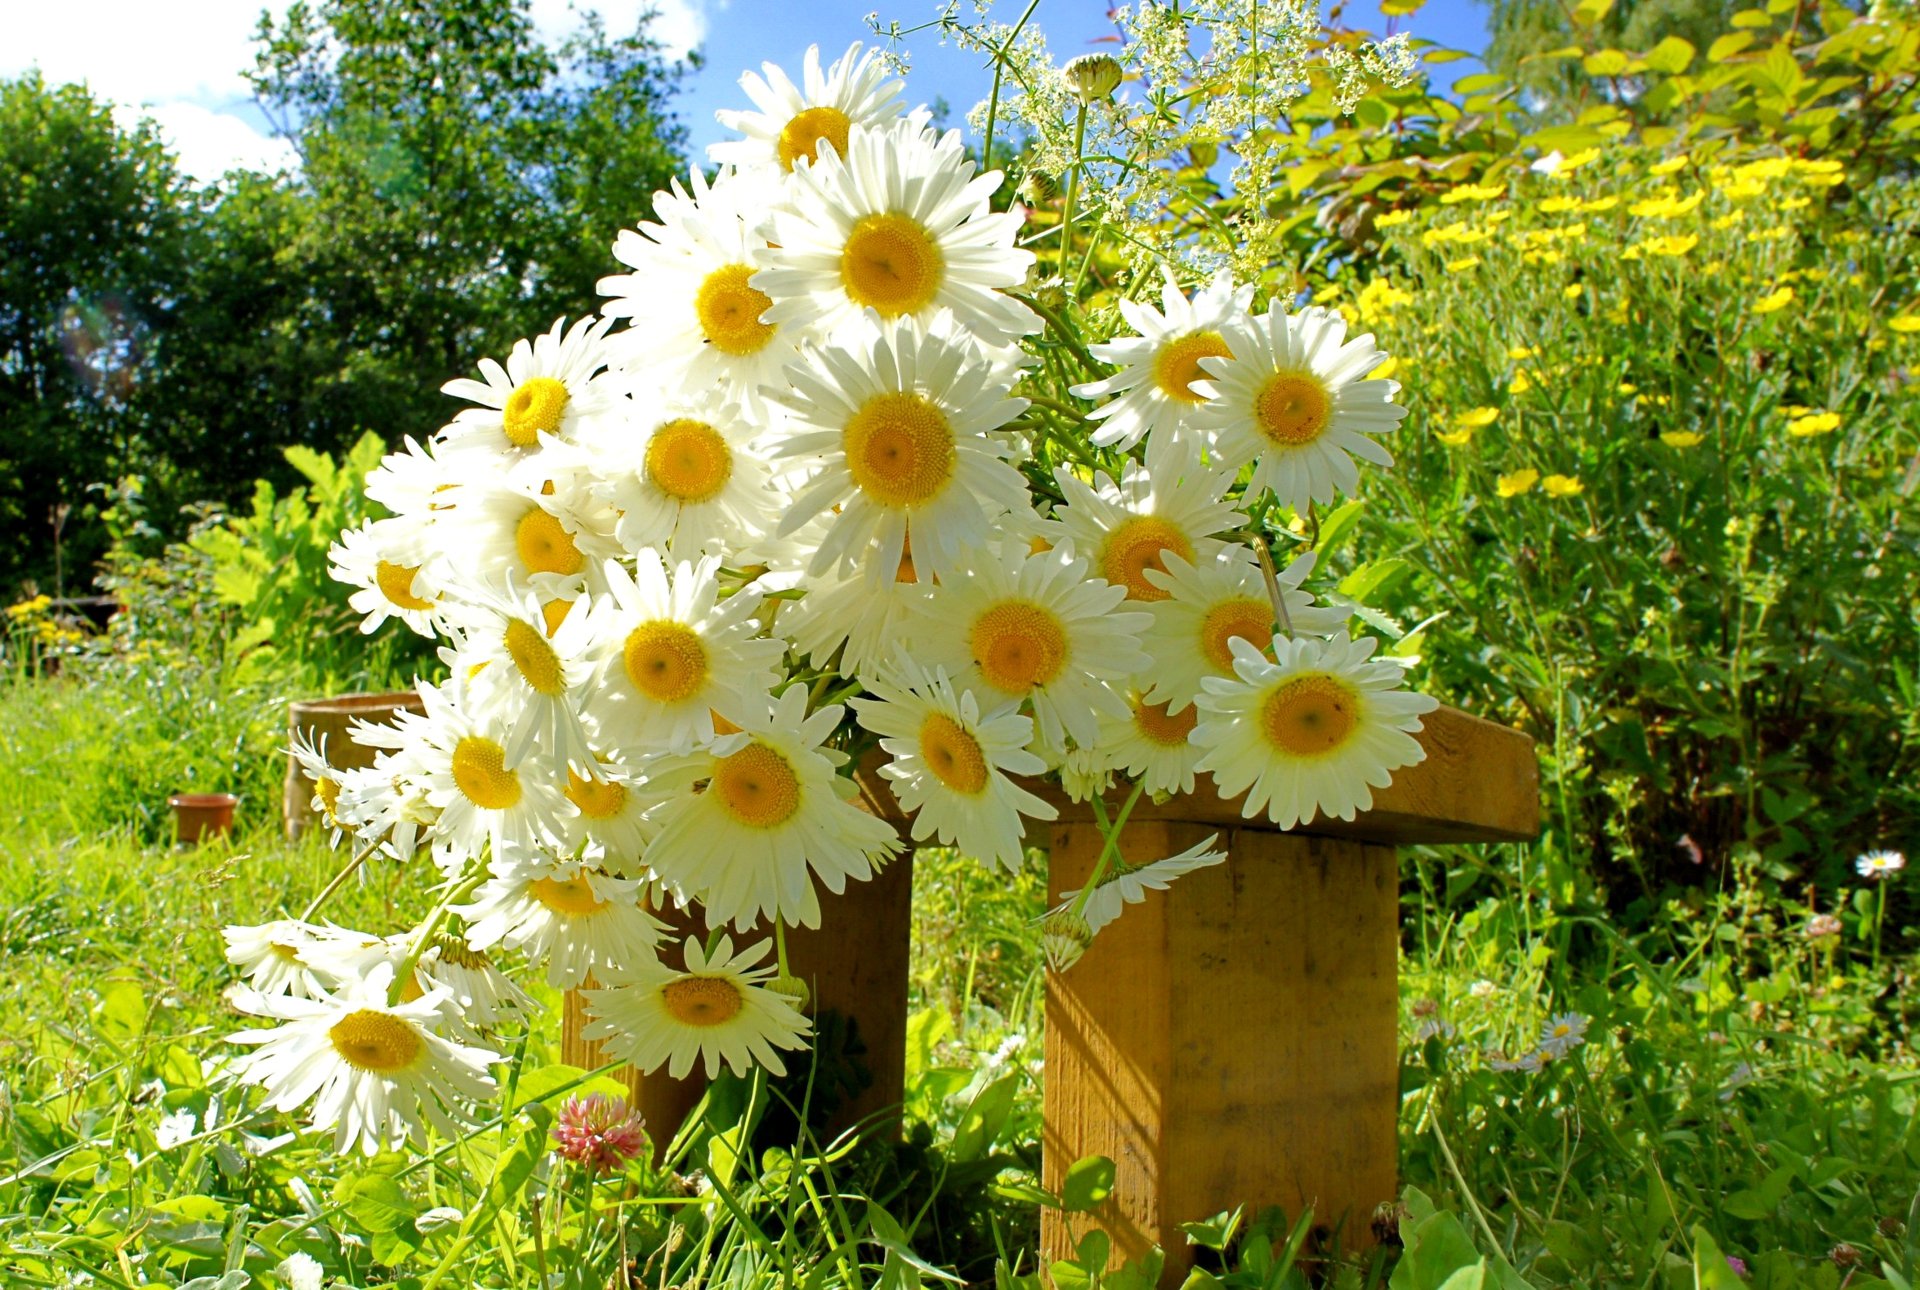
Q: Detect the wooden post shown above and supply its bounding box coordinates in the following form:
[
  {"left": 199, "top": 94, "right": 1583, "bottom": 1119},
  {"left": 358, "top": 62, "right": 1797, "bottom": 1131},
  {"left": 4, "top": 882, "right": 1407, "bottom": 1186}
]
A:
[
  {"left": 1038, "top": 707, "right": 1538, "bottom": 1282},
  {"left": 559, "top": 772, "right": 917, "bottom": 1157}
]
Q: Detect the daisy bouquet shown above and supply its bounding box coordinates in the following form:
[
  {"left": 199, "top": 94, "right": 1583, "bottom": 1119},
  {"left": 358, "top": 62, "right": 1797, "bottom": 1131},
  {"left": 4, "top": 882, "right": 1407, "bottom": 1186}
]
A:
[{"left": 235, "top": 30, "right": 1432, "bottom": 1155}]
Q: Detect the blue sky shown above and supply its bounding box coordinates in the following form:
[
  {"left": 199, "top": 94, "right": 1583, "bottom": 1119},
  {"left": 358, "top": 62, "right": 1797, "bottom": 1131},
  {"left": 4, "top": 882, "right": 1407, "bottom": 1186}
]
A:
[{"left": 2, "top": 0, "right": 1489, "bottom": 183}]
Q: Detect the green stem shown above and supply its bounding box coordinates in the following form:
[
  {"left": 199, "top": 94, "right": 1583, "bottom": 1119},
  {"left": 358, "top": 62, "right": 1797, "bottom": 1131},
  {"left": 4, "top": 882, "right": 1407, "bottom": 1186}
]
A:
[
  {"left": 1070, "top": 779, "right": 1147, "bottom": 923},
  {"left": 387, "top": 861, "right": 489, "bottom": 1007},
  {"left": 775, "top": 920, "right": 791, "bottom": 977},
  {"left": 1058, "top": 100, "right": 1089, "bottom": 274},
  {"left": 299, "top": 837, "right": 380, "bottom": 922}
]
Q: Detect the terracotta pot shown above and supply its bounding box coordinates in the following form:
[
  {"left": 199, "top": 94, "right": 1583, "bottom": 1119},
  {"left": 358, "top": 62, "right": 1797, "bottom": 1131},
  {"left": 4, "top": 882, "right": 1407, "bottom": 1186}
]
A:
[
  {"left": 170, "top": 793, "right": 238, "bottom": 844},
  {"left": 284, "top": 690, "right": 426, "bottom": 838}
]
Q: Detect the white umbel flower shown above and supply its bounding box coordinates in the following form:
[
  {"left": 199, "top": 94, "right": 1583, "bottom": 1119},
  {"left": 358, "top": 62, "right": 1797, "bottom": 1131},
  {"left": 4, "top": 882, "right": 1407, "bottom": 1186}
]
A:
[
  {"left": 910, "top": 538, "right": 1151, "bottom": 751},
  {"left": 1139, "top": 548, "right": 1343, "bottom": 714},
  {"left": 644, "top": 685, "right": 901, "bottom": 930},
  {"left": 1051, "top": 433, "right": 1242, "bottom": 603},
  {"left": 768, "top": 311, "right": 1032, "bottom": 583},
  {"left": 586, "top": 552, "right": 785, "bottom": 755},
  {"left": 710, "top": 42, "right": 909, "bottom": 173},
  {"left": 1070, "top": 269, "right": 1254, "bottom": 451},
  {"left": 1191, "top": 305, "right": 1406, "bottom": 514},
  {"left": 1192, "top": 632, "right": 1437, "bottom": 829},
  {"left": 456, "top": 860, "right": 666, "bottom": 989},
  {"left": 227, "top": 964, "right": 498, "bottom": 1157},
  {"left": 850, "top": 658, "right": 1057, "bottom": 871},
  {"left": 754, "top": 118, "right": 1038, "bottom": 345},
  {"left": 1053, "top": 835, "right": 1229, "bottom": 933},
  {"left": 439, "top": 315, "right": 620, "bottom": 458},
  {"left": 583, "top": 935, "right": 812, "bottom": 1079}
]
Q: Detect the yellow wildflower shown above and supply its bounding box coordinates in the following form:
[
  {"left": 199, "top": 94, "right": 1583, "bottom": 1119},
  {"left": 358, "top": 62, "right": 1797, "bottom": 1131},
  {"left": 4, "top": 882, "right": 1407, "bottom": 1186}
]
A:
[
  {"left": 1752, "top": 287, "right": 1794, "bottom": 315},
  {"left": 1581, "top": 196, "right": 1620, "bottom": 213},
  {"left": 1888, "top": 316, "right": 1920, "bottom": 334},
  {"left": 1442, "top": 182, "right": 1506, "bottom": 205},
  {"left": 1539, "top": 195, "right": 1582, "bottom": 214},
  {"left": 1777, "top": 195, "right": 1811, "bottom": 212},
  {"left": 1507, "top": 345, "right": 1539, "bottom": 360},
  {"left": 1649, "top": 154, "right": 1690, "bottom": 176},
  {"left": 1496, "top": 469, "right": 1540, "bottom": 497},
  {"left": 1435, "top": 427, "right": 1476, "bottom": 447},
  {"left": 1562, "top": 283, "right": 1583, "bottom": 300},
  {"left": 1375, "top": 209, "right": 1415, "bottom": 228},
  {"left": 1787, "top": 411, "right": 1840, "bottom": 437},
  {"left": 1556, "top": 148, "right": 1602, "bottom": 174},
  {"left": 1356, "top": 277, "right": 1414, "bottom": 324},
  {"left": 1746, "top": 226, "right": 1791, "bottom": 243},
  {"left": 1617, "top": 382, "right": 1638, "bottom": 396},
  {"left": 1454, "top": 406, "right": 1501, "bottom": 432},
  {"left": 1312, "top": 283, "right": 1343, "bottom": 304},
  {"left": 1371, "top": 355, "right": 1401, "bottom": 381},
  {"left": 1542, "top": 474, "right": 1585, "bottom": 497},
  {"left": 1661, "top": 431, "right": 1704, "bottom": 448},
  {"left": 1510, "top": 369, "right": 1534, "bottom": 395},
  {"left": 1633, "top": 234, "right": 1699, "bottom": 258},
  {"left": 1711, "top": 212, "right": 1744, "bottom": 230},
  {"left": 1446, "top": 256, "right": 1483, "bottom": 272}
]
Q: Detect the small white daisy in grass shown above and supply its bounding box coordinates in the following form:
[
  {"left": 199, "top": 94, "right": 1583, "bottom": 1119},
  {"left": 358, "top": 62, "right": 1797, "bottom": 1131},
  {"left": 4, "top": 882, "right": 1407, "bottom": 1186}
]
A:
[
  {"left": 227, "top": 964, "right": 498, "bottom": 1157},
  {"left": 643, "top": 684, "right": 901, "bottom": 930},
  {"left": 911, "top": 538, "right": 1151, "bottom": 752},
  {"left": 413, "top": 677, "right": 570, "bottom": 862},
  {"left": 753, "top": 119, "right": 1038, "bottom": 345},
  {"left": 456, "top": 860, "right": 666, "bottom": 990},
  {"left": 1053, "top": 835, "right": 1228, "bottom": 934},
  {"left": 442, "top": 580, "right": 598, "bottom": 773},
  {"left": 1192, "top": 632, "right": 1437, "bottom": 830},
  {"left": 328, "top": 518, "right": 444, "bottom": 638},
  {"left": 1100, "top": 691, "right": 1205, "bottom": 798},
  {"left": 434, "top": 478, "right": 623, "bottom": 597},
  {"left": 767, "top": 311, "right": 1032, "bottom": 584},
  {"left": 438, "top": 315, "right": 621, "bottom": 458},
  {"left": 599, "top": 165, "right": 802, "bottom": 411},
  {"left": 1069, "top": 268, "right": 1255, "bottom": 451},
  {"left": 1139, "top": 548, "right": 1343, "bottom": 715},
  {"left": 554, "top": 757, "right": 661, "bottom": 878},
  {"left": 849, "top": 657, "right": 1056, "bottom": 871},
  {"left": 223, "top": 920, "right": 355, "bottom": 1000},
  {"left": 1537, "top": 1012, "right": 1590, "bottom": 1058},
  {"left": 1051, "top": 432, "right": 1243, "bottom": 603},
  {"left": 709, "top": 42, "right": 909, "bottom": 174},
  {"left": 1192, "top": 304, "right": 1406, "bottom": 514},
  {"left": 583, "top": 935, "right": 812, "bottom": 1079},
  {"left": 776, "top": 534, "right": 936, "bottom": 676},
  {"left": 1856, "top": 849, "right": 1906, "bottom": 879},
  {"left": 589, "top": 387, "right": 780, "bottom": 559},
  {"left": 585, "top": 552, "right": 784, "bottom": 755}
]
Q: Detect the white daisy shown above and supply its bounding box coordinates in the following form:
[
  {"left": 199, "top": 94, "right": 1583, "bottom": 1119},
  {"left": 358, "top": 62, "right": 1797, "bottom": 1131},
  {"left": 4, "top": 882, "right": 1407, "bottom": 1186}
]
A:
[
  {"left": 456, "top": 860, "right": 665, "bottom": 989},
  {"left": 306, "top": 930, "right": 540, "bottom": 1033},
  {"left": 438, "top": 315, "right": 621, "bottom": 458},
  {"left": 1191, "top": 304, "right": 1407, "bottom": 515},
  {"left": 709, "top": 42, "right": 909, "bottom": 173},
  {"left": 332, "top": 759, "right": 439, "bottom": 863},
  {"left": 442, "top": 579, "right": 599, "bottom": 774},
  {"left": 599, "top": 165, "right": 803, "bottom": 410},
  {"left": 223, "top": 920, "right": 353, "bottom": 999},
  {"left": 227, "top": 964, "right": 498, "bottom": 1157},
  {"left": 1099, "top": 691, "right": 1204, "bottom": 798},
  {"left": 754, "top": 118, "right": 1038, "bottom": 345},
  {"left": 588, "top": 384, "right": 779, "bottom": 559},
  {"left": 287, "top": 728, "right": 355, "bottom": 845},
  {"left": 643, "top": 684, "right": 901, "bottom": 930},
  {"left": 850, "top": 657, "right": 1056, "bottom": 871},
  {"left": 412, "top": 677, "right": 570, "bottom": 862},
  {"left": 776, "top": 535, "right": 934, "bottom": 676},
  {"left": 583, "top": 935, "right": 812, "bottom": 1079},
  {"left": 1051, "top": 432, "right": 1243, "bottom": 603},
  {"left": 1139, "top": 548, "right": 1343, "bottom": 714},
  {"left": 1856, "top": 849, "right": 1907, "bottom": 879},
  {"left": 1053, "top": 835, "right": 1228, "bottom": 934},
  {"left": 1537, "top": 1012, "right": 1590, "bottom": 1057},
  {"left": 1069, "top": 268, "right": 1254, "bottom": 451},
  {"left": 585, "top": 552, "right": 785, "bottom": 755},
  {"left": 433, "top": 477, "right": 623, "bottom": 598},
  {"left": 328, "top": 517, "right": 444, "bottom": 638},
  {"left": 363, "top": 434, "right": 458, "bottom": 519},
  {"left": 910, "top": 538, "right": 1151, "bottom": 752},
  {"left": 555, "top": 757, "right": 661, "bottom": 877},
  {"left": 767, "top": 311, "right": 1032, "bottom": 583},
  {"left": 1192, "top": 632, "right": 1438, "bottom": 830}
]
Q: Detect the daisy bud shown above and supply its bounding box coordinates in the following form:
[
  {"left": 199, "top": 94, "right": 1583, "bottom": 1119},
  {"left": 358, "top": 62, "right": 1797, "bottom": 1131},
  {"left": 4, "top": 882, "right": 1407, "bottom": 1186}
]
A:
[
  {"left": 1043, "top": 910, "right": 1094, "bottom": 972},
  {"left": 767, "top": 971, "right": 811, "bottom": 1014},
  {"left": 1062, "top": 53, "right": 1123, "bottom": 105},
  {"left": 1019, "top": 169, "right": 1061, "bottom": 204},
  {"left": 552, "top": 1093, "right": 647, "bottom": 1175}
]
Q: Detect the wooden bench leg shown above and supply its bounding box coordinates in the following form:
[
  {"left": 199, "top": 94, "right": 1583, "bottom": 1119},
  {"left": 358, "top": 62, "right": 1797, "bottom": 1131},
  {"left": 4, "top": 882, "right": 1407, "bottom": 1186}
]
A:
[{"left": 1043, "top": 820, "right": 1399, "bottom": 1282}]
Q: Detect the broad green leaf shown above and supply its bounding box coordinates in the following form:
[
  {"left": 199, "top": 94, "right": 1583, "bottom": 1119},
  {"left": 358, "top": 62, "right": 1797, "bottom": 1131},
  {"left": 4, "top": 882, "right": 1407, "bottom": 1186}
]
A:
[
  {"left": 949, "top": 1073, "right": 1019, "bottom": 1162},
  {"left": 338, "top": 1172, "right": 420, "bottom": 1235},
  {"left": 1583, "top": 49, "right": 1634, "bottom": 76},
  {"left": 1708, "top": 31, "right": 1755, "bottom": 61},
  {"left": 1644, "top": 36, "right": 1696, "bottom": 73},
  {"left": 1060, "top": 1155, "right": 1117, "bottom": 1213}
]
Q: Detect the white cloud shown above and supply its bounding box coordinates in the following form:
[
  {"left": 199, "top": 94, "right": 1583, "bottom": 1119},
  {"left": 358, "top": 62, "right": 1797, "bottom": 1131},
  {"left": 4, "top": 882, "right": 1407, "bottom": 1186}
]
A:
[
  {"left": 528, "top": 0, "right": 710, "bottom": 60},
  {"left": 136, "top": 101, "right": 300, "bottom": 183}
]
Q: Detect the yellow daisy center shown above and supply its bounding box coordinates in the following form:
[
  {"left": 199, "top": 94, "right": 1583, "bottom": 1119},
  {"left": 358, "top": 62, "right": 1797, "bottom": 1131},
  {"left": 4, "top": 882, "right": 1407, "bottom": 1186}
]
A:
[
  {"left": 662, "top": 975, "right": 745, "bottom": 1026},
  {"left": 316, "top": 776, "right": 344, "bottom": 824},
  {"left": 646, "top": 418, "right": 734, "bottom": 503},
  {"left": 375, "top": 560, "right": 435, "bottom": 611},
  {"left": 503, "top": 376, "right": 570, "bottom": 448},
  {"left": 840, "top": 212, "right": 945, "bottom": 317},
  {"left": 1133, "top": 697, "right": 1199, "bottom": 747},
  {"left": 1259, "top": 673, "right": 1361, "bottom": 758},
  {"left": 1100, "top": 516, "right": 1195, "bottom": 602},
  {"left": 843, "top": 392, "right": 956, "bottom": 508},
  {"left": 450, "top": 736, "right": 521, "bottom": 811},
  {"left": 515, "top": 507, "right": 584, "bottom": 577},
  {"left": 970, "top": 600, "right": 1069, "bottom": 696},
  {"left": 711, "top": 741, "right": 802, "bottom": 829},
  {"left": 1254, "top": 372, "right": 1333, "bottom": 447},
  {"left": 269, "top": 942, "right": 304, "bottom": 963},
  {"left": 566, "top": 770, "right": 628, "bottom": 820},
  {"left": 1199, "top": 598, "right": 1274, "bottom": 671},
  {"left": 541, "top": 597, "right": 574, "bottom": 635},
  {"left": 531, "top": 874, "right": 606, "bottom": 915},
  {"left": 919, "top": 712, "right": 990, "bottom": 795},
  {"left": 694, "top": 263, "right": 777, "bottom": 355},
  {"left": 504, "top": 618, "right": 567, "bottom": 696},
  {"left": 623, "top": 621, "right": 709, "bottom": 704},
  {"left": 327, "top": 1010, "right": 423, "bottom": 1074},
  {"left": 777, "top": 105, "right": 852, "bottom": 171},
  {"left": 1153, "top": 331, "right": 1233, "bottom": 404}
]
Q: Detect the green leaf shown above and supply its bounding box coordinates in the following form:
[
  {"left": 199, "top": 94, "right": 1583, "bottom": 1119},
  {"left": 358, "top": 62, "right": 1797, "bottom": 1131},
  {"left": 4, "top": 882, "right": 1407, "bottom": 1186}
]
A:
[
  {"left": 1583, "top": 49, "right": 1634, "bottom": 76},
  {"left": 1644, "top": 36, "right": 1696, "bottom": 73},
  {"left": 1731, "top": 7, "right": 1774, "bottom": 25},
  {"left": 339, "top": 1172, "right": 421, "bottom": 1235},
  {"left": 1691, "top": 1227, "right": 1746, "bottom": 1288},
  {"left": 1572, "top": 0, "right": 1615, "bottom": 24},
  {"left": 949, "top": 1074, "right": 1019, "bottom": 1162},
  {"left": 94, "top": 978, "right": 146, "bottom": 1044},
  {"left": 1180, "top": 1207, "right": 1244, "bottom": 1251},
  {"left": 1708, "top": 32, "right": 1755, "bottom": 61},
  {"left": 1312, "top": 498, "right": 1369, "bottom": 561},
  {"left": 1061, "top": 1155, "right": 1117, "bottom": 1213}
]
